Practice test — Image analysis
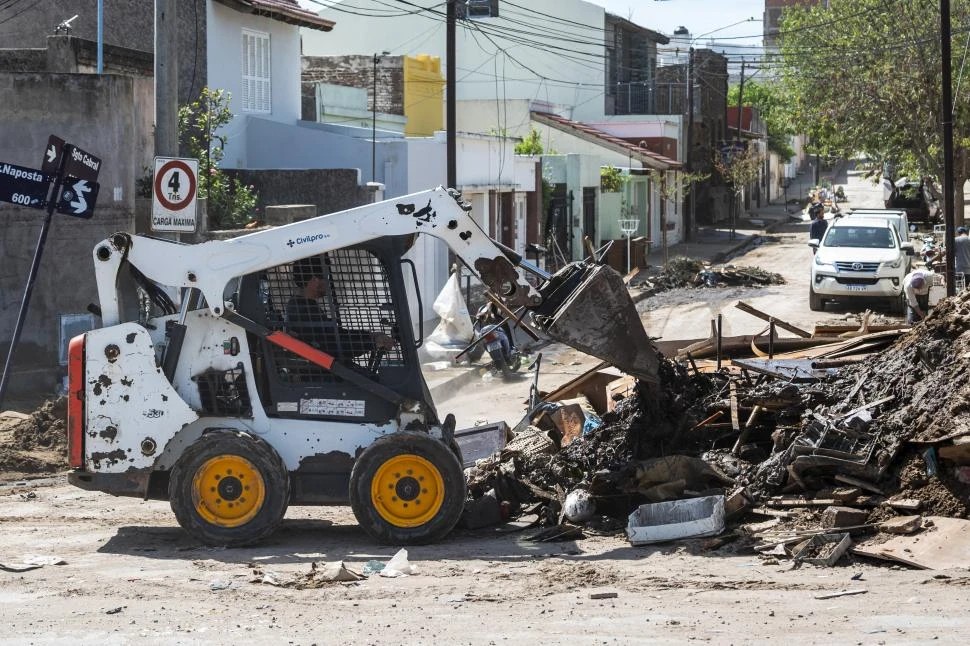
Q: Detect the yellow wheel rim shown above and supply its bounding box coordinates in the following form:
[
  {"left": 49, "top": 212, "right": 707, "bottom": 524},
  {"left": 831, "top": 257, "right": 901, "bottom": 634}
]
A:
[
  {"left": 370, "top": 453, "right": 444, "bottom": 528},
  {"left": 191, "top": 454, "right": 266, "bottom": 528}
]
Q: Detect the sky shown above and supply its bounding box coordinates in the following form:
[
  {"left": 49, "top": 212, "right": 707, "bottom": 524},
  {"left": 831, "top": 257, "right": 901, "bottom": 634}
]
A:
[{"left": 585, "top": 0, "right": 766, "bottom": 45}]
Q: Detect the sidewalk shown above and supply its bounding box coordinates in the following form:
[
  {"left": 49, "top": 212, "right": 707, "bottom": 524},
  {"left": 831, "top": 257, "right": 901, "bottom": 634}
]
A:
[{"left": 643, "top": 172, "right": 816, "bottom": 271}]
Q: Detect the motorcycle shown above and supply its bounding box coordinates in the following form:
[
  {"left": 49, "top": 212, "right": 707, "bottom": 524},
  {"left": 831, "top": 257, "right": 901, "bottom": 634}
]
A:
[
  {"left": 473, "top": 303, "right": 522, "bottom": 379},
  {"left": 834, "top": 186, "right": 847, "bottom": 203}
]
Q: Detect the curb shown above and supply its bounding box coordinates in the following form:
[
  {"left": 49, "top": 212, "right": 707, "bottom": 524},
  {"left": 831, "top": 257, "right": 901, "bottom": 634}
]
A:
[{"left": 428, "top": 364, "right": 488, "bottom": 402}]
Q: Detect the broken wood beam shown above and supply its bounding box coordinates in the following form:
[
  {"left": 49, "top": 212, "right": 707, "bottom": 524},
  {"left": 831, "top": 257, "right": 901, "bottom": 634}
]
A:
[
  {"left": 732, "top": 404, "right": 763, "bottom": 456},
  {"left": 834, "top": 474, "right": 884, "bottom": 495},
  {"left": 729, "top": 382, "right": 740, "bottom": 434},
  {"left": 691, "top": 410, "right": 724, "bottom": 431},
  {"left": 734, "top": 300, "right": 812, "bottom": 338}
]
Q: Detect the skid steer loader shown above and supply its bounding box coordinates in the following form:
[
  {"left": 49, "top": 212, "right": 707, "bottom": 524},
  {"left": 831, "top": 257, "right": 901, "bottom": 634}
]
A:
[{"left": 66, "top": 187, "right": 659, "bottom": 546}]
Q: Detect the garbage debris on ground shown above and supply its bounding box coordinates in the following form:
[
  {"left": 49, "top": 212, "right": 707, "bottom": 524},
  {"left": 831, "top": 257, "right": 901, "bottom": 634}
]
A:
[
  {"left": 629, "top": 256, "right": 785, "bottom": 300},
  {"left": 250, "top": 561, "right": 364, "bottom": 588},
  {"left": 0, "top": 555, "right": 66, "bottom": 572},
  {"left": 462, "top": 289, "right": 970, "bottom": 571}
]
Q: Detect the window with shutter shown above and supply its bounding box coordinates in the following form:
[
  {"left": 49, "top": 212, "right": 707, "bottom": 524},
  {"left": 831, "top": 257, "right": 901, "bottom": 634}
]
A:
[{"left": 241, "top": 28, "right": 271, "bottom": 113}]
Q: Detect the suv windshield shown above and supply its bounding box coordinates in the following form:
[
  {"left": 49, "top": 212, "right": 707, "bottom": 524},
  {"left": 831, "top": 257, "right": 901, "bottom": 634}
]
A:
[{"left": 823, "top": 226, "right": 896, "bottom": 249}]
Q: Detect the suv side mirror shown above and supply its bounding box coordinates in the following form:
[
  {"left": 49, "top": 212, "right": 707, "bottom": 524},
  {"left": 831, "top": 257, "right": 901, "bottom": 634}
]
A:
[
  {"left": 808, "top": 239, "right": 820, "bottom": 249},
  {"left": 900, "top": 242, "right": 915, "bottom": 256}
]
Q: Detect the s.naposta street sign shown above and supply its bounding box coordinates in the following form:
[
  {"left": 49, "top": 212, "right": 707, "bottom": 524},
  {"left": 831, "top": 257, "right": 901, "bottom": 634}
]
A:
[{"left": 0, "top": 162, "right": 51, "bottom": 210}]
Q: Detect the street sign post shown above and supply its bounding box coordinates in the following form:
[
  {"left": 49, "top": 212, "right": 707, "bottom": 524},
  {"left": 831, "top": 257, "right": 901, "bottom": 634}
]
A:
[
  {"left": 55, "top": 176, "right": 99, "bottom": 219},
  {"left": 152, "top": 156, "right": 198, "bottom": 232},
  {"left": 0, "top": 135, "right": 102, "bottom": 408},
  {"left": 41, "top": 135, "right": 65, "bottom": 175},
  {"left": 0, "top": 163, "right": 51, "bottom": 210}
]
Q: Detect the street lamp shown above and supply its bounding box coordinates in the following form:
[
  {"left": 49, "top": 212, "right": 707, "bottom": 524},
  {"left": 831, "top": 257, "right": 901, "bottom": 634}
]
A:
[{"left": 372, "top": 50, "right": 390, "bottom": 183}]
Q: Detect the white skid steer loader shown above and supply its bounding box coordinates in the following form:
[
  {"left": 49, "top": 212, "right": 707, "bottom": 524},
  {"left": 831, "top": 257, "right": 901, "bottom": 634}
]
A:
[{"left": 66, "top": 187, "right": 659, "bottom": 546}]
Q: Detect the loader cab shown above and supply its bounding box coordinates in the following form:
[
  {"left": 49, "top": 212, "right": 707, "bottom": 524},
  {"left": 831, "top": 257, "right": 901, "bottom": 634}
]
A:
[{"left": 234, "top": 238, "right": 435, "bottom": 425}]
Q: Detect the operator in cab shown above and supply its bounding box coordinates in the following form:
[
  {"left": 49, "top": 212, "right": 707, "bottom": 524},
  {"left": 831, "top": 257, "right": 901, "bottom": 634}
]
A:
[{"left": 286, "top": 255, "right": 395, "bottom": 361}]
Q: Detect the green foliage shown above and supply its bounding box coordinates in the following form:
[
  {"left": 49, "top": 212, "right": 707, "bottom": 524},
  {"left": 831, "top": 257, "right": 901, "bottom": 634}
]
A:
[
  {"left": 728, "top": 80, "right": 795, "bottom": 160},
  {"left": 177, "top": 87, "right": 259, "bottom": 229},
  {"left": 713, "top": 146, "right": 763, "bottom": 195},
  {"left": 777, "top": 0, "right": 970, "bottom": 194},
  {"left": 600, "top": 165, "right": 626, "bottom": 192},
  {"left": 515, "top": 128, "right": 544, "bottom": 155},
  {"left": 135, "top": 166, "right": 153, "bottom": 199}
]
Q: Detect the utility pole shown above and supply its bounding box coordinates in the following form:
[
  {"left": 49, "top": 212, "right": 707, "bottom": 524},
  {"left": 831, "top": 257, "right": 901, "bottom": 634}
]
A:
[
  {"left": 446, "top": 0, "right": 457, "bottom": 189},
  {"left": 735, "top": 58, "right": 745, "bottom": 142},
  {"left": 155, "top": 1, "right": 178, "bottom": 158},
  {"left": 942, "top": 0, "right": 956, "bottom": 296},
  {"left": 686, "top": 47, "right": 695, "bottom": 240}
]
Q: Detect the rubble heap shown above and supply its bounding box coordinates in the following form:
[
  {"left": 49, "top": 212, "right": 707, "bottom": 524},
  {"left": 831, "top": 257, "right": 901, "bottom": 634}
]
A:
[
  {"left": 469, "top": 290, "right": 970, "bottom": 545},
  {"left": 0, "top": 397, "right": 68, "bottom": 478},
  {"left": 635, "top": 256, "right": 785, "bottom": 294}
]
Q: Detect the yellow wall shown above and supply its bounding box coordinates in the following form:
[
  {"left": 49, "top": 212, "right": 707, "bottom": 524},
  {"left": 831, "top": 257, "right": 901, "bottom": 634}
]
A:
[{"left": 404, "top": 55, "right": 443, "bottom": 137}]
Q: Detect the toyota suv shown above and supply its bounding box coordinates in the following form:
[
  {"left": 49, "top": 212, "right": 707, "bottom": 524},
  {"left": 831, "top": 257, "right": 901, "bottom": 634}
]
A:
[{"left": 809, "top": 217, "right": 915, "bottom": 313}]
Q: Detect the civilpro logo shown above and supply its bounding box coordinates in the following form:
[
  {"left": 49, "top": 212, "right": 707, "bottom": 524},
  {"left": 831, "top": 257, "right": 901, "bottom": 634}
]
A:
[{"left": 286, "top": 232, "right": 330, "bottom": 248}]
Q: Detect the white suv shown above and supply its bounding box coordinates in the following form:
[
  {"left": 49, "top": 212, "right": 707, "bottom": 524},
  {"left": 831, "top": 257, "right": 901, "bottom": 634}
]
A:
[{"left": 809, "top": 217, "right": 915, "bottom": 313}]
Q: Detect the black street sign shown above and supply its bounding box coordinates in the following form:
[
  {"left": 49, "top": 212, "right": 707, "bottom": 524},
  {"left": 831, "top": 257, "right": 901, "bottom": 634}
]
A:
[
  {"left": 56, "top": 176, "right": 99, "bottom": 219},
  {"left": 41, "top": 134, "right": 65, "bottom": 175},
  {"left": 62, "top": 144, "right": 101, "bottom": 183},
  {"left": 0, "top": 162, "right": 50, "bottom": 210}
]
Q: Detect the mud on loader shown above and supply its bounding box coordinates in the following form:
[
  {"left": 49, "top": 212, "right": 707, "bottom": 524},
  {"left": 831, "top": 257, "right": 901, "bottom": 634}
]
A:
[{"left": 66, "top": 187, "right": 659, "bottom": 546}]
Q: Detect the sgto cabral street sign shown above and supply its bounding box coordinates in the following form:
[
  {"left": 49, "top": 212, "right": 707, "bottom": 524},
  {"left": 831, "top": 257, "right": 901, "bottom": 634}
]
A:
[{"left": 152, "top": 157, "right": 198, "bottom": 232}]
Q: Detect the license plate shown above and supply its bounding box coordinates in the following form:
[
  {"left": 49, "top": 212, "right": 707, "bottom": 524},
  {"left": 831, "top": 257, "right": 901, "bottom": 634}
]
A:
[
  {"left": 846, "top": 285, "right": 868, "bottom": 292},
  {"left": 486, "top": 341, "right": 502, "bottom": 352}
]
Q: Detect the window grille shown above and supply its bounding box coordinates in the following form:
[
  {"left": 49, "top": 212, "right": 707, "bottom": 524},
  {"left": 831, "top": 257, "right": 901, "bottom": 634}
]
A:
[
  {"left": 241, "top": 29, "right": 271, "bottom": 113},
  {"left": 259, "top": 249, "right": 401, "bottom": 383}
]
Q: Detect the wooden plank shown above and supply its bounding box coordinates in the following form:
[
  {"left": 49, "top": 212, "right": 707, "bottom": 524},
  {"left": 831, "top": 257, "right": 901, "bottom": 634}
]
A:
[
  {"left": 812, "top": 323, "right": 909, "bottom": 336},
  {"left": 734, "top": 300, "right": 812, "bottom": 338},
  {"left": 852, "top": 517, "right": 970, "bottom": 570},
  {"left": 732, "top": 405, "right": 763, "bottom": 456},
  {"left": 729, "top": 382, "right": 740, "bottom": 434},
  {"left": 834, "top": 474, "right": 884, "bottom": 495},
  {"left": 691, "top": 410, "right": 724, "bottom": 431}
]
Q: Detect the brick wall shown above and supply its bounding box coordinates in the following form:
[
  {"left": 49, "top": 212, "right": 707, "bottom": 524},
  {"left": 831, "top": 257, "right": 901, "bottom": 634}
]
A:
[{"left": 301, "top": 55, "right": 404, "bottom": 121}]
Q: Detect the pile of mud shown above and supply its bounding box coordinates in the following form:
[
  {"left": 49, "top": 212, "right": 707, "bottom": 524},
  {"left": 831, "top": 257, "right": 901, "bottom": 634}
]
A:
[{"left": 0, "top": 397, "right": 68, "bottom": 478}]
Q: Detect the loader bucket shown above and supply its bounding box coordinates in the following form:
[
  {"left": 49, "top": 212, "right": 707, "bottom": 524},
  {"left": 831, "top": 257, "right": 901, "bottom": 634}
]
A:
[{"left": 530, "top": 262, "right": 659, "bottom": 382}]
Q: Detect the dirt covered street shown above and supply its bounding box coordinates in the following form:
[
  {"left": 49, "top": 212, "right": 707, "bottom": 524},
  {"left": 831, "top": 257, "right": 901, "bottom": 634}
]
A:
[{"left": 4, "top": 171, "right": 970, "bottom": 643}]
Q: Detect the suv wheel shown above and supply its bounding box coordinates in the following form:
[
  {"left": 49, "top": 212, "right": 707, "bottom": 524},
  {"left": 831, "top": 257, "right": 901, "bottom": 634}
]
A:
[{"left": 809, "top": 286, "right": 825, "bottom": 312}]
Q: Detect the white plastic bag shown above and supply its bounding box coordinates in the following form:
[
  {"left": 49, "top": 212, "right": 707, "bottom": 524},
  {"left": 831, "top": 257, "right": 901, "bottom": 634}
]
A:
[
  {"left": 379, "top": 548, "right": 418, "bottom": 578},
  {"left": 427, "top": 273, "right": 474, "bottom": 345}
]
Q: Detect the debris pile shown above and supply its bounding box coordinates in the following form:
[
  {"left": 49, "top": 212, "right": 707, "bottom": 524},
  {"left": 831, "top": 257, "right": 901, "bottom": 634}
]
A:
[
  {"left": 464, "top": 290, "right": 970, "bottom": 568},
  {"left": 0, "top": 397, "right": 68, "bottom": 478},
  {"left": 632, "top": 256, "right": 785, "bottom": 297}
]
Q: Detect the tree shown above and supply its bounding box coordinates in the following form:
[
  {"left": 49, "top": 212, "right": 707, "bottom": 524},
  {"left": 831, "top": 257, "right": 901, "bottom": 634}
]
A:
[
  {"left": 515, "top": 128, "right": 544, "bottom": 155},
  {"left": 727, "top": 80, "right": 795, "bottom": 160},
  {"left": 647, "top": 169, "right": 709, "bottom": 266},
  {"left": 777, "top": 0, "right": 970, "bottom": 224},
  {"left": 713, "top": 145, "right": 763, "bottom": 239},
  {"left": 178, "top": 87, "right": 259, "bottom": 229}
]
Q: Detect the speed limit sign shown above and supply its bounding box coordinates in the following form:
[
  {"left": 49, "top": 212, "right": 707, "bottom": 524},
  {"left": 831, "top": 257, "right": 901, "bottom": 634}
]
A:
[{"left": 152, "top": 157, "right": 198, "bottom": 232}]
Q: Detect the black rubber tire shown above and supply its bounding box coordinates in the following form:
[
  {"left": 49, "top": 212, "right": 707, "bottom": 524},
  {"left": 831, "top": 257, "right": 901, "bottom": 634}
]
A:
[
  {"left": 349, "top": 431, "right": 466, "bottom": 545},
  {"left": 809, "top": 286, "right": 825, "bottom": 312},
  {"left": 466, "top": 342, "right": 485, "bottom": 363},
  {"left": 169, "top": 429, "right": 290, "bottom": 547}
]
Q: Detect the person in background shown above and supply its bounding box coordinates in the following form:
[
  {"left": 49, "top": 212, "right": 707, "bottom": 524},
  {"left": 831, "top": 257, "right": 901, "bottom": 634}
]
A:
[
  {"left": 953, "top": 226, "right": 970, "bottom": 288},
  {"left": 902, "top": 268, "right": 934, "bottom": 324},
  {"left": 809, "top": 207, "right": 828, "bottom": 251}
]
